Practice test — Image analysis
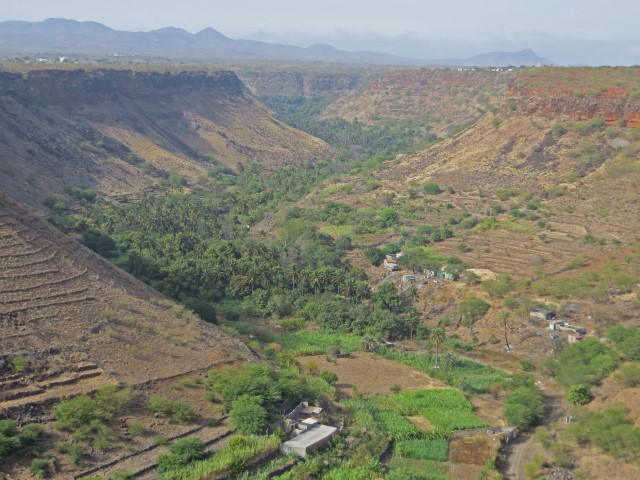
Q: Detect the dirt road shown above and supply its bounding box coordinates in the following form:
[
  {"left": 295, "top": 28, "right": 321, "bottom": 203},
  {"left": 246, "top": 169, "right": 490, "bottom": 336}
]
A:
[{"left": 502, "top": 390, "right": 565, "bottom": 480}]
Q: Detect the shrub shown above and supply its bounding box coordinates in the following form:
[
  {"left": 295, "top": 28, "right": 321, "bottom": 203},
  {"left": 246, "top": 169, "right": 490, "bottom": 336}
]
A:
[
  {"left": 278, "top": 317, "right": 305, "bottom": 332},
  {"left": 0, "top": 424, "right": 22, "bottom": 457},
  {"left": 19, "top": 424, "right": 45, "bottom": 444},
  {"left": 127, "top": 421, "right": 148, "bottom": 437},
  {"left": 230, "top": 395, "right": 268, "bottom": 435},
  {"left": 54, "top": 395, "right": 112, "bottom": 432},
  {"left": 147, "top": 396, "right": 195, "bottom": 424},
  {"left": 363, "top": 246, "right": 385, "bottom": 266},
  {"left": 567, "top": 405, "right": 640, "bottom": 459},
  {"left": 152, "top": 435, "right": 169, "bottom": 446},
  {"left": 157, "top": 437, "right": 206, "bottom": 474},
  {"left": 30, "top": 458, "right": 51, "bottom": 478},
  {"left": 546, "top": 338, "right": 618, "bottom": 386},
  {"left": 56, "top": 442, "right": 84, "bottom": 466},
  {"left": 608, "top": 325, "right": 640, "bottom": 360},
  {"left": 614, "top": 364, "right": 640, "bottom": 387},
  {"left": 567, "top": 384, "right": 592, "bottom": 406},
  {"left": 43, "top": 195, "right": 68, "bottom": 213},
  {"left": 0, "top": 419, "right": 18, "bottom": 437},
  {"left": 504, "top": 386, "right": 545, "bottom": 429},
  {"left": 458, "top": 296, "right": 491, "bottom": 327},
  {"left": 423, "top": 182, "right": 442, "bottom": 195},
  {"left": 320, "top": 371, "right": 338, "bottom": 385},
  {"left": 67, "top": 186, "right": 97, "bottom": 202},
  {"left": 10, "top": 355, "right": 29, "bottom": 373},
  {"left": 519, "top": 360, "right": 535, "bottom": 372}
]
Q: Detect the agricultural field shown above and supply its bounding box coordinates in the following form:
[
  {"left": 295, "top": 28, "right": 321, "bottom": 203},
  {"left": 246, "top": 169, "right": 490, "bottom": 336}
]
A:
[
  {"left": 274, "top": 331, "right": 363, "bottom": 356},
  {"left": 303, "top": 352, "right": 445, "bottom": 395},
  {"left": 381, "top": 349, "right": 512, "bottom": 394}
]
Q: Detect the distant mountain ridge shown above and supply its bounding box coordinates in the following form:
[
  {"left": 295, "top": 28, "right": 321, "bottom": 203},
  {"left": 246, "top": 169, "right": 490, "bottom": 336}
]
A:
[
  {"left": 437, "top": 48, "right": 554, "bottom": 67},
  {"left": 0, "top": 18, "right": 414, "bottom": 64},
  {"left": 0, "top": 18, "right": 553, "bottom": 66}
]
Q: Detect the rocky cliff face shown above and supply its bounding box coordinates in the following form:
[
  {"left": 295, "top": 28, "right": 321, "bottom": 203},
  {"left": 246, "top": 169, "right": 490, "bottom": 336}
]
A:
[
  {"left": 0, "top": 69, "right": 243, "bottom": 104},
  {"left": 236, "top": 70, "right": 367, "bottom": 99},
  {"left": 508, "top": 84, "right": 640, "bottom": 127},
  {"left": 0, "top": 68, "right": 332, "bottom": 209}
]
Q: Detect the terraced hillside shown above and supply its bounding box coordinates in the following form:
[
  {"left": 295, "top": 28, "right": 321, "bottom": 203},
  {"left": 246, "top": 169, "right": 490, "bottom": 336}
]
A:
[
  {"left": 0, "top": 195, "right": 256, "bottom": 417},
  {"left": 0, "top": 67, "right": 333, "bottom": 210}
]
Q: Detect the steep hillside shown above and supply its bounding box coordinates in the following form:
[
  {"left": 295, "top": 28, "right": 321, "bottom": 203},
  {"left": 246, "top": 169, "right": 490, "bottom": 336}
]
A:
[
  {"left": 0, "top": 67, "right": 333, "bottom": 209},
  {"left": 294, "top": 67, "right": 640, "bottom": 353},
  {"left": 0, "top": 195, "right": 256, "bottom": 414},
  {"left": 321, "top": 69, "right": 510, "bottom": 136}
]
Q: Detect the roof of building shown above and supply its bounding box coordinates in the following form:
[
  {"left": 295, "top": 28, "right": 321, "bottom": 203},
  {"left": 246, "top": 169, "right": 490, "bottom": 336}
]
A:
[
  {"left": 300, "top": 405, "right": 322, "bottom": 414},
  {"left": 282, "top": 425, "right": 337, "bottom": 450}
]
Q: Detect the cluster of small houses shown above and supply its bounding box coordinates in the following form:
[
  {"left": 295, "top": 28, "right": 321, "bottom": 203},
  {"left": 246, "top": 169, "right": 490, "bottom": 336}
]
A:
[
  {"left": 529, "top": 310, "right": 588, "bottom": 343},
  {"left": 383, "top": 254, "right": 459, "bottom": 282}
]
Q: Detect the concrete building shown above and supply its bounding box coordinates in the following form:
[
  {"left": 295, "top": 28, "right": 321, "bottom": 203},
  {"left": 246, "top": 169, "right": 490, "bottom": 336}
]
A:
[{"left": 281, "top": 424, "right": 338, "bottom": 458}]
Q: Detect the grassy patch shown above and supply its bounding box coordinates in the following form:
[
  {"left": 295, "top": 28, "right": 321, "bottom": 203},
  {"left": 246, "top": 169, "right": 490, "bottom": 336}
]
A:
[
  {"left": 499, "top": 221, "right": 536, "bottom": 233},
  {"left": 386, "top": 457, "right": 451, "bottom": 480},
  {"left": 381, "top": 350, "right": 510, "bottom": 394},
  {"left": 276, "top": 331, "right": 363, "bottom": 356},
  {"left": 394, "top": 439, "right": 449, "bottom": 461},
  {"left": 371, "top": 389, "right": 485, "bottom": 431},
  {"left": 158, "top": 435, "right": 280, "bottom": 480}
]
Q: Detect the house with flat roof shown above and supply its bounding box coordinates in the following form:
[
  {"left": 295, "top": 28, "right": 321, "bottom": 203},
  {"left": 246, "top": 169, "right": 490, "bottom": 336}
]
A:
[{"left": 281, "top": 424, "right": 338, "bottom": 458}]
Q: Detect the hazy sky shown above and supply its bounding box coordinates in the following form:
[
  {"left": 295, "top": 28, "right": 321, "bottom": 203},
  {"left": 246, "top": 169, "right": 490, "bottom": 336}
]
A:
[{"left": 3, "top": 0, "right": 640, "bottom": 65}]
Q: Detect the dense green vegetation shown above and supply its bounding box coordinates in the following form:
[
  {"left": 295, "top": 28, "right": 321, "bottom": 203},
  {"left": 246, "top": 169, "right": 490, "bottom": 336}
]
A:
[
  {"left": 503, "top": 379, "right": 545, "bottom": 429},
  {"left": 206, "top": 362, "right": 334, "bottom": 434},
  {"left": 260, "top": 96, "right": 439, "bottom": 159},
  {"left": 608, "top": 325, "right": 640, "bottom": 360},
  {"left": 567, "top": 405, "right": 640, "bottom": 460},
  {"left": 0, "top": 420, "right": 46, "bottom": 463},
  {"left": 81, "top": 159, "right": 427, "bottom": 340},
  {"left": 275, "top": 331, "right": 363, "bottom": 355},
  {"left": 544, "top": 338, "right": 618, "bottom": 386}
]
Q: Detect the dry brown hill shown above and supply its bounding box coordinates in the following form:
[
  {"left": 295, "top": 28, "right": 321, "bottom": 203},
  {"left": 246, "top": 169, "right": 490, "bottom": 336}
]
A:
[
  {"left": 320, "top": 69, "right": 510, "bottom": 136},
  {"left": 0, "top": 67, "right": 333, "bottom": 209},
  {"left": 301, "top": 67, "right": 640, "bottom": 366},
  {"left": 0, "top": 194, "right": 257, "bottom": 417}
]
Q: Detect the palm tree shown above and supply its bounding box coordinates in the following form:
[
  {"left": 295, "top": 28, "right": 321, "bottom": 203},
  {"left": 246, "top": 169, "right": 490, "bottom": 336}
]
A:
[
  {"left": 406, "top": 286, "right": 419, "bottom": 304},
  {"left": 404, "top": 310, "right": 421, "bottom": 340},
  {"left": 501, "top": 311, "right": 512, "bottom": 352},
  {"left": 361, "top": 334, "right": 378, "bottom": 352},
  {"left": 430, "top": 327, "right": 446, "bottom": 366}
]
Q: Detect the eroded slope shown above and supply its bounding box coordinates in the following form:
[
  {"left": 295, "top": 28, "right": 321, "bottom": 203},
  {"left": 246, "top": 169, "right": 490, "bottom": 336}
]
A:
[
  {"left": 0, "top": 195, "right": 256, "bottom": 414},
  {"left": 0, "top": 68, "right": 333, "bottom": 209}
]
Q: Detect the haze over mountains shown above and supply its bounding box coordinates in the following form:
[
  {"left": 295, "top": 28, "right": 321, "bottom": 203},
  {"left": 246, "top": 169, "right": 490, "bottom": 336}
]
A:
[{"left": 0, "top": 18, "right": 553, "bottom": 66}]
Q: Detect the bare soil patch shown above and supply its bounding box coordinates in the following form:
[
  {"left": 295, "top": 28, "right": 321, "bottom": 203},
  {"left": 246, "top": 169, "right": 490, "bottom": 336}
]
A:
[
  {"left": 307, "top": 352, "right": 445, "bottom": 396},
  {"left": 406, "top": 416, "right": 433, "bottom": 430},
  {"left": 448, "top": 434, "right": 504, "bottom": 465}
]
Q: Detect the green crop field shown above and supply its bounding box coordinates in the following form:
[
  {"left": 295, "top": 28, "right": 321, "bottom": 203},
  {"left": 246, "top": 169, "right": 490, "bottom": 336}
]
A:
[
  {"left": 276, "top": 331, "right": 363, "bottom": 355},
  {"left": 371, "top": 389, "right": 486, "bottom": 431},
  {"left": 381, "top": 349, "right": 511, "bottom": 394},
  {"left": 394, "top": 439, "right": 449, "bottom": 462}
]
